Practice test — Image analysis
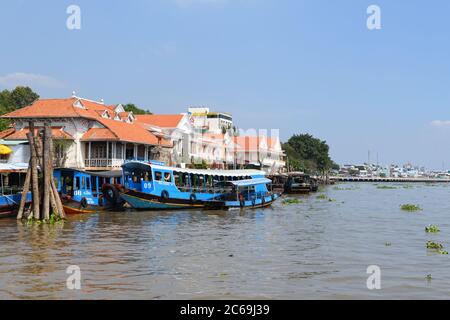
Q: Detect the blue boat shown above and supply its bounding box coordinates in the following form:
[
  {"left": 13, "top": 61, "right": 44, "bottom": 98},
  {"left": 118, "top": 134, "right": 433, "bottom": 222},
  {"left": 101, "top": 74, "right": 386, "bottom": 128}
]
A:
[
  {"left": 120, "top": 161, "right": 280, "bottom": 210},
  {"left": 54, "top": 168, "right": 124, "bottom": 214},
  {"left": 217, "top": 177, "right": 281, "bottom": 209},
  {"left": 0, "top": 165, "right": 32, "bottom": 218}
]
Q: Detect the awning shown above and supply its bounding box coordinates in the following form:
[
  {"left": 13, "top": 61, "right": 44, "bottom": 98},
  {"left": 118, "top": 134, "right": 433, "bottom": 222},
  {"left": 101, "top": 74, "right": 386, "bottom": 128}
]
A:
[
  {"left": 229, "top": 178, "right": 272, "bottom": 187},
  {"left": 0, "top": 145, "right": 12, "bottom": 155}
]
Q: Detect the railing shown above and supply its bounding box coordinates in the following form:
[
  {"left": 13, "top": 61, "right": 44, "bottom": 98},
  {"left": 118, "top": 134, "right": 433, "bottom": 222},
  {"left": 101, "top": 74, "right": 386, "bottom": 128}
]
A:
[{"left": 85, "top": 158, "right": 125, "bottom": 168}]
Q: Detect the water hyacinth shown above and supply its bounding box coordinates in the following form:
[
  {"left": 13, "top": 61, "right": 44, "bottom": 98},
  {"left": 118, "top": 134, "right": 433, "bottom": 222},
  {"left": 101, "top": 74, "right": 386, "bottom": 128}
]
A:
[
  {"left": 400, "top": 204, "right": 422, "bottom": 212},
  {"left": 282, "top": 199, "right": 302, "bottom": 205},
  {"left": 425, "top": 225, "right": 440, "bottom": 233},
  {"left": 426, "top": 241, "right": 443, "bottom": 250}
]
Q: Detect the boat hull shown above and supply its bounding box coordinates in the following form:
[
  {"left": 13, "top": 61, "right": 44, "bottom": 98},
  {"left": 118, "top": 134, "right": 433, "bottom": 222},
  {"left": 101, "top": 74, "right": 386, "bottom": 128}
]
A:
[
  {"left": 61, "top": 199, "right": 121, "bottom": 214},
  {"left": 120, "top": 189, "right": 221, "bottom": 210},
  {"left": 224, "top": 194, "right": 280, "bottom": 209},
  {"left": 0, "top": 193, "right": 32, "bottom": 219}
]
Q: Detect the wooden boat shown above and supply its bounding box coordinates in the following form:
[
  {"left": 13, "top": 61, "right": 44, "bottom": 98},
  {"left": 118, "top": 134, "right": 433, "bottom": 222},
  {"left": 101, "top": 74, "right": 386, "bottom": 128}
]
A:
[
  {"left": 284, "top": 172, "right": 312, "bottom": 194},
  {"left": 120, "top": 161, "right": 279, "bottom": 210},
  {"left": 54, "top": 168, "right": 124, "bottom": 214},
  {"left": 0, "top": 164, "right": 31, "bottom": 218},
  {"left": 215, "top": 178, "right": 281, "bottom": 209}
]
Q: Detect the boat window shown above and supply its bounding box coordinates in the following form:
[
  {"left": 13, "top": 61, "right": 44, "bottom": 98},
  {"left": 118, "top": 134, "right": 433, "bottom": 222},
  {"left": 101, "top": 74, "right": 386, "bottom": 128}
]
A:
[
  {"left": 81, "top": 177, "right": 85, "bottom": 189},
  {"left": 92, "top": 177, "right": 98, "bottom": 194},
  {"left": 164, "top": 172, "right": 172, "bottom": 182},
  {"left": 75, "top": 177, "right": 80, "bottom": 190},
  {"left": 144, "top": 171, "right": 152, "bottom": 182},
  {"left": 154, "top": 171, "right": 162, "bottom": 181},
  {"left": 86, "top": 177, "right": 91, "bottom": 190}
]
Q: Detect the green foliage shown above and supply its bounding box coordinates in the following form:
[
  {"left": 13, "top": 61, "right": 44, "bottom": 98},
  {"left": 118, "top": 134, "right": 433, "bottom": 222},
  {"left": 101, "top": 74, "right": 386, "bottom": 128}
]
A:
[
  {"left": 0, "top": 86, "right": 40, "bottom": 131},
  {"left": 192, "top": 160, "right": 208, "bottom": 169},
  {"left": 316, "top": 194, "right": 327, "bottom": 200},
  {"left": 426, "top": 241, "right": 443, "bottom": 250},
  {"left": 283, "top": 133, "right": 335, "bottom": 174},
  {"left": 123, "top": 103, "right": 152, "bottom": 115},
  {"left": 425, "top": 225, "right": 440, "bottom": 233},
  {"left": 400, "top": 204, "right": 422, "bottom": 212},
  {"left": 282, "top": 198, "right": 303, "bottom": 205}
]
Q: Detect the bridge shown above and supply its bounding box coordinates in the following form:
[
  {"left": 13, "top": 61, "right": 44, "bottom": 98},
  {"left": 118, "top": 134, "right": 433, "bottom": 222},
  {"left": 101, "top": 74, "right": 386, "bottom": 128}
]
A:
[{"left": 329, "top": 176, "right": 450, "bottom": 183}]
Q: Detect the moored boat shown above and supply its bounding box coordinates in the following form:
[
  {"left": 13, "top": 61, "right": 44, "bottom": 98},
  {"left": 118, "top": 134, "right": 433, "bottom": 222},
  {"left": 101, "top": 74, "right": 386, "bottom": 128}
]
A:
[
  {"left": 217, "top": 177, "right": 280, "bottom": 209},
  {"left": 284, "top": 172, "right": 312, "bottom": 194},
  {"left": 54, "top": 168, "right": 124, "bottom": 214},
  {"left": 120, "top": 161, "right": 278, "bottom": 210},
  {"left": 0, "top": 164, "right": 32, "bottom": 218}
]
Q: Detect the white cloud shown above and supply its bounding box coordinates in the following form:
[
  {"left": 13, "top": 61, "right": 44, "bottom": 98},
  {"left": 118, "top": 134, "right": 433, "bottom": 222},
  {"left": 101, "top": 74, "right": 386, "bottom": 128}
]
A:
[
  {"left": 430, "top": 120, "right": 450, "bottom": 127},
  {"left": 174, "top": 0, "right": 228, "bottom": 8},
  {"left": 0, "top": 72, "right": 64, "bottom": 89}
]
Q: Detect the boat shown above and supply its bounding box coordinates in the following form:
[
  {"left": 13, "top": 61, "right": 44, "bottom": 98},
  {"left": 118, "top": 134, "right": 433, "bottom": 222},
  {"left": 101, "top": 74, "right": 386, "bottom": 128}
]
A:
[
  {"left": 54, "top": 168, "right": 124, "bottom": 214},
  {"left": 0, "top": 164, "right": 32, "bottom": 218},
  {"left": 215, "top": 177, "right": 280, "bottom": 209},
  {"left": 120, "top": 161, "right": 279, "bottom": 210},
  {"left": 284, "top": 172, "right": 312, "bottom": 194}
]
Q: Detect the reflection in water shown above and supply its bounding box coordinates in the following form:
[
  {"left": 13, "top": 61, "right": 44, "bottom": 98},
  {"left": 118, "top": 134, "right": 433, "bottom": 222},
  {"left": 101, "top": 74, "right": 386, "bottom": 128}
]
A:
[{"left": 1, "top": 183, "right": 450, "bottom": 299}]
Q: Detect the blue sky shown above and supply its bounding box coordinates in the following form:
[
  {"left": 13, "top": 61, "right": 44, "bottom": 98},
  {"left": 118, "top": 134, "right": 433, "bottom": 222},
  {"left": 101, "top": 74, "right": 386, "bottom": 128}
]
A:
[{"left": 1, "top": 0, "right": 450, "bottom": 169}]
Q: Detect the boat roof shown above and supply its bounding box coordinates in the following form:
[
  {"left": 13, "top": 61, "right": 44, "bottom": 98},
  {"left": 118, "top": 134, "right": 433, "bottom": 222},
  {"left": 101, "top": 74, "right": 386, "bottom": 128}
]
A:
[
  {"left": 123, "top": 161, "right": 266, "bottom": 177},
  {"left": 229, "top": 177, "right": 272, "bottom": 187},
  {"left": 56, "top": 168, "right": 122, "bottom": 178},
  {"left": 0, "top": 162, "right": 29, "bottom": 173}
]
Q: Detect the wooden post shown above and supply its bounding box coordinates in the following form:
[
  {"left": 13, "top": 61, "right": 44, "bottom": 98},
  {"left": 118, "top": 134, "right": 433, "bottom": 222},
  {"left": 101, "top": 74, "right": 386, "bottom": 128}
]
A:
[
  {"left": 27, "top": 124, "right": 40, "bottom": 220},
  {"left": 41, "top": 124, "right": 51, "bottom": 220},
  {"left": 48, "top": 131, "right": 66, "bottom": 218},
  {"left": 16, "top": 160, "right": 31, "bottom": 220}
]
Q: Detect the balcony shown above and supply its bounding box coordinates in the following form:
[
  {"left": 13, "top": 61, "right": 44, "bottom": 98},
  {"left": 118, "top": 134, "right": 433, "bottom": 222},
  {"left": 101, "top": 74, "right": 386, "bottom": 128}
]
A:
[{"left": 85, "top": 158, "right": 125, "bottom": 169}]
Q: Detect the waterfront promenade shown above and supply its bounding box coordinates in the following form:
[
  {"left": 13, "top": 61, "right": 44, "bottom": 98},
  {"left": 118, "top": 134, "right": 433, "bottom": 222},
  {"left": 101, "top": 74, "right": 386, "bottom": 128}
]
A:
[{"left": 330, "top": 176, "right": 450, "bottom": 183}]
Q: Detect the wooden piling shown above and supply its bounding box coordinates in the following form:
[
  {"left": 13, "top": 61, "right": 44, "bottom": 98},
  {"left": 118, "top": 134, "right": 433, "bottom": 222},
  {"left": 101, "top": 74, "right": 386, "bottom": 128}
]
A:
[
  {"left": 16, "top": 160, "right": 31, "bottom": 220},
  {"left": 27, "top": 123, "right": 40, "bottom": 220},
  {"left": 41, "top": 124, "right": 51, "bottom": 220}
]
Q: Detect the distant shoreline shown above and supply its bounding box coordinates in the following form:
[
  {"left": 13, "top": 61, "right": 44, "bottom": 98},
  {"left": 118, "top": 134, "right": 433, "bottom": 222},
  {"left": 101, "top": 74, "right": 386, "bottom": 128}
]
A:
[{"left": 330, "top": 176, "right": 450, "bottom": 183}]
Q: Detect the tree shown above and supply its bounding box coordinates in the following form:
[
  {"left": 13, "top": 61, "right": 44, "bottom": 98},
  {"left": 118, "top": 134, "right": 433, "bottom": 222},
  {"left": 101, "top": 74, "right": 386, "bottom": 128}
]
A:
[
  {"left": 123, "top": 103, "right": 152, "bottom": 115},
  {"left": 0, "top": 86, "right": 40, "bottom": 131},
  {"left": 283, "top": 133, "right": 334, "bottom": 174}
]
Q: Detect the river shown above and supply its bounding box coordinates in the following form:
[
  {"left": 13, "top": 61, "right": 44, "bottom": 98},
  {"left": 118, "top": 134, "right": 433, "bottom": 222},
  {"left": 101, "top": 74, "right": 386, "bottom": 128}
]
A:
[{"left": 1, "top": 182, "right": 450, "bottom": 299}]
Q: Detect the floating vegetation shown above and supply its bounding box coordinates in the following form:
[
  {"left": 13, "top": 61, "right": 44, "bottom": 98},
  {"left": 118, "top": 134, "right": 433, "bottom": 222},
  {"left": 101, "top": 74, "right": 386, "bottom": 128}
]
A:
[
  {"left": 425, "top": 225, "right": 440, "bottom": 233},
  {"left": 385, "top": 242, "right": 392, "bottom": 246},
  {"left": 403, "top": 185, "right": 414, "bottom": 189},
  {"left": 426, "top": 241, "right": 444, "bottom": 250},
  {"left": 316, "top": 194, "right": 327, "bottom": 200},
  {"left": 282, "top": 198, "right": 303, "bottom": 205},
  {"left": 438, "top": 249, "right": 449, "bottom": 255},
  {"left": 377, "top": 185, "right": 397, "bottom": 190},
  {"left": 333, "top": 186, "right": 357, "bottom": 191},
  {"left": 400, "top": 204, "right": 422, "bottom": 212},
  {"left": 328, "top": 198, "right": 336, "bottom": 202},
  {"left": 426, "top": 274, "right": 432, "bottom": 281}
]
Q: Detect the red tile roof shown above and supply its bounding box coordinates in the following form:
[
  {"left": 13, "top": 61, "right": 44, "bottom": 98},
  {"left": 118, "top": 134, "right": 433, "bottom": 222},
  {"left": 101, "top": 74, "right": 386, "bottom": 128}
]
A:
[
  {"left": 0, "top": 128, "right": 15, "bottom": 139},
  {"left": 4, "top": 127, "right": 73, "bottom": 140},
  {"left": 136, "top": 114, "right": 184, "bottom": 128},
  {"left": 1, "top": 97, "right": 171, "bottom": 147},
  {"left": 81, "top": 128, "right": 117, "bottom": 141}
]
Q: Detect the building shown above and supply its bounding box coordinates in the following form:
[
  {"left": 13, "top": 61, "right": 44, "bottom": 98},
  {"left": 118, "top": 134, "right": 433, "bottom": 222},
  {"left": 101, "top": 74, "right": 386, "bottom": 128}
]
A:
[
  {"left": 0, "top": 95, "right": 172, "bottom": 170},
  {"left": 0, "top": 96, "right": 286, "bottom": 173}
]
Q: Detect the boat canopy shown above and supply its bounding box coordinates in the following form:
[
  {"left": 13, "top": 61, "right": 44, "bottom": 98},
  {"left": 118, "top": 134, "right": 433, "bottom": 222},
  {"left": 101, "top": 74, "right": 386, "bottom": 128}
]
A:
[
  {"left": 57, "top": 168, "right": 122, "bottom": 178},
  {"left": 0, "top": 162, "right": 29, "bottom": 173},
  {"left": 123, "top": 161, "right": 266, "bottom": 177},
  {"left": 229, "top": 178, "right": 272, "bottom": 187}
]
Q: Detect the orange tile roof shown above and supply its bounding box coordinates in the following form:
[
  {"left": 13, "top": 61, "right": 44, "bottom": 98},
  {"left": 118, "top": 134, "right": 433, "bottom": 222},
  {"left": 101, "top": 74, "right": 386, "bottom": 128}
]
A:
[
  {"left": 1, "top": 97, "right": 171, "bottom": 147},
  {"left": 0, "top": 128, "right": 16, "bottom": 139},
  {"left": 4, "top": 127, "right": 73, "bottom": 140},
  {"left": 136, "top": 114, "right": 184, "bottom": 128},
  {"left": 81, "top": 128, "right": 117, "bottom": 141}
]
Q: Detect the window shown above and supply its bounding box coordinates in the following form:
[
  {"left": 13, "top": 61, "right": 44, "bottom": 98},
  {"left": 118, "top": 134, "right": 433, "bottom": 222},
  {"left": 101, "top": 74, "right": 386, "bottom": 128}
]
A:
[
  {"left": 154, "top": 171, "right": 162, "bottom": 181},
  {"left": 164, "top": 172, "right": 172, "bottom": 182},
  {"left": 81, "top": 177, "right": 85, "bottom": 189},
  {"left": 75, "top": 177, "right": 80, "bottom": 190}
]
